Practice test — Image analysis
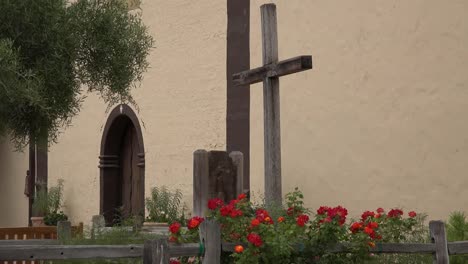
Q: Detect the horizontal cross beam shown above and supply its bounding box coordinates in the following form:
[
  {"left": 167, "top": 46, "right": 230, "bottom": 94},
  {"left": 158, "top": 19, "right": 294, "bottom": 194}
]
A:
[{"left": 232, "top": 55, "right": 312, "bottom": 86}]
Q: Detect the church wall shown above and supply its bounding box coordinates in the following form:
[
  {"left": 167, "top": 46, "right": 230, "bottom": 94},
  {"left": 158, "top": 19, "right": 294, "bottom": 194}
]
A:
[
  {"left": 249, "top": 0, "right": 468, "bottom": 220},
  {"left": 48, "top": 0, "right": 227, "bottom": 225},
  {"left": 0, "top": 141, "right": 29, "bottom": 227}
]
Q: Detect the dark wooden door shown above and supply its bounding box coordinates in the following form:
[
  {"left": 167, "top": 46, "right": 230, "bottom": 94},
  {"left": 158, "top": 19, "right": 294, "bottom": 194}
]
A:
[{"left": 120, "top": 124, "right": 144, "bottom": 220}]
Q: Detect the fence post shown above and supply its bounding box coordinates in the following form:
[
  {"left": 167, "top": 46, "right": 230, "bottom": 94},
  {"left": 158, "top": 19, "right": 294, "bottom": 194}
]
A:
[
  {"left": 200, "top": 220, "right": 221, "bottom": 264},
  {"left": 156, "top": 239, "right": 170, "bottom": 263},
  {"left": 229, "top": 151, "right": 244, "bottom": 196},
  {"left": 144, "top": 239, "right": 158, "bottom": 264},
  {"left": 57, "top": 221, "right": 71, "bottom": 241},
  {"left": 91, "top": 215, "right": 105, "bottom": 239},
  {"left": 194, "top": 150, "right": 210, "bottom": 217},
  {"left": 429, "top": 220, "right": 449, "bottom": 264}
]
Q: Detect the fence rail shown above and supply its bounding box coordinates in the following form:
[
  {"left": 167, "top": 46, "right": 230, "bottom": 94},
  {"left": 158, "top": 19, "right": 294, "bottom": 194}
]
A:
[{"left": 1, "top": 220, "right": 467, "bottom": 263}]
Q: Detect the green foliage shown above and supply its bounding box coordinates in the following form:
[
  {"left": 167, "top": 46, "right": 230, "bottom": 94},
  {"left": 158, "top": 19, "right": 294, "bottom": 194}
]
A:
[
  {"left": 171, "top": 189, "right": 432, "bottom": 264},
  {"left": 32, "top": 188, "right": 49, "bottom": 216},
  {"left": 44, "top": 211, "right": 69, "bottom": 226},
  {"left": 145, "top": 186, "right": 187, "bottom": 223},
  {"left": 446, "top": 211, "right": 468, "bottom": 264},
  {"left": 32, "top": 179, "right": 69, "bottom": 225},
  {"left": 0, "top": 0, "right": 153, "bottom": 149}
]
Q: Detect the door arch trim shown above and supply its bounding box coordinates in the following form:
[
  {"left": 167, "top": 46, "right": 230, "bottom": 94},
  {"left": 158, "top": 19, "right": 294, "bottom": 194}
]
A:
[{"left": 99, "top": 104, "right": 145, "bottom": 225}]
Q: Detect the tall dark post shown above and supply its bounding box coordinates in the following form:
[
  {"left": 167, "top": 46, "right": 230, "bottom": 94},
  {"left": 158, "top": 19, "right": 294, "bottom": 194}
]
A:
[
  {"left": 28, "top": 143, "right": 36, "bottom": 224},
  {"left": 226, "top": 0, "right": 250, "bottom": 191}
]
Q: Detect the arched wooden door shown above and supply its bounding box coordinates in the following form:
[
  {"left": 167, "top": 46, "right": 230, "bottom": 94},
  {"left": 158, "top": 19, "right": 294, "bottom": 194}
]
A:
[{"left": 99, "top": 105, "right": 145, "bottom": 226}]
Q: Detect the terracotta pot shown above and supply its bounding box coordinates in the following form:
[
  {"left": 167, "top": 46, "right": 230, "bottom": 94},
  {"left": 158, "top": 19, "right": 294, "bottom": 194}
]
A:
[{"left": 31, "top": 216, "right": 45, "bottom": 227}]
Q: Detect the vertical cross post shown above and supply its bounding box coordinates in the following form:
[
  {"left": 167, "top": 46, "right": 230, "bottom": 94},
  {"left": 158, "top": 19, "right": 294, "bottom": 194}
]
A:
[
  {"left": 232, "top": 3, "right": 312, "bottom": 206},
  {"left": 261, "top": 4, "right": 281, "bottom": 205}
]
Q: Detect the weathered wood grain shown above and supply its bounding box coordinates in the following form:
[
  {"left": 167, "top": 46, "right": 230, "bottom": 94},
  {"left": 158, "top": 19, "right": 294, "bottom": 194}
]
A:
[
  {"left": 229, "top": 151, "right": 244, "bottom": 196},
  {"left": 154, "top": 239, "right": 170, "bottom": 264},
  {"left": 261, "top": 3, "right": 282, "bottom": 206},
  {"left": 0, "top": 240, "right": 58, "bottom": 246},
  {"left": 430, "top": 220, "right": 449, "bottom": 264},
  {"left": 232, "top": 56, "right": 312, "bottom": 86},
  {"left": 168, "top": 243, "right": 200, "bottom": 257},
  {"left": 193, "top": 150, "right": 210, "bottom": 217},
  {"left": 200, "top": 220, "right": 221, "bottom": 264},
  {"left": 143, "top": 240, "right": 156, "bottom": 264},
  {"left": 448, "top": 241, "right": 468, "bottom": 255},
  {"left": 0, "top": 245, "right": 143, "bottom": 260}
]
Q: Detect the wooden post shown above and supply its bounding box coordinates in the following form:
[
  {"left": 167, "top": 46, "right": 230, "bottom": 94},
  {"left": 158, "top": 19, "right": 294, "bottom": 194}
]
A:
[
  {"left": 261, "top": 4, "right": 282, "bottom": 205},
  {"left": 229, "top": 151, "right": 244, "bottom": 196},
  {"left": 57, "top": 221, "right": 71, "bottom": 241},
  {"left": 200, "top": 220, "right": 221, "bottom": 264},
  {"left": 193, "top": 150, "right": 210, "bottom": 217},
  {"left": 155, "top": 239, "right": 170, "bottom": 263},
  {"left": 91, "top": 215, "right": 105, "bottom": 239},
  {"left": 430, "top": 220, "right": 449, "bottom": 264},
  {"left": 143, "top": 239, "right": 158, "bottom": 264},
  {"left": 232, "top": 4, "right": 312, "bottom": 206}
]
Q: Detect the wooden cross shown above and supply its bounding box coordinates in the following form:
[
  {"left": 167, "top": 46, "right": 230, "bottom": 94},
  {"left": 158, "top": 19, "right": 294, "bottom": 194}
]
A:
[{"left": 232, "top": 4, "right": 312, "bottom": 205}]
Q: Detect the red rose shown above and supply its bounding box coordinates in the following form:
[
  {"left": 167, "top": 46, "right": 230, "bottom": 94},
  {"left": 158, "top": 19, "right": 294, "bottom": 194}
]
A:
[
  {"left": 368, "top": 222, "right": 378, "bottom": 229},
  {"left": 408, "top": 211, "right": 417, "bottom": 218},
  {"left": 317, "top": 206, "right": 329, "bottom": 215},
  {"left": 251, "top": 219, "right": 261, "bottom": 227},
  {"left": 169, "top": 222, "right": 181, "bottom": 234},
  {"left": 350, "top": 222, "right": 363, "bottom": 233},
  {"left": 364, "top": 226, "right": 375, "bottom": 236},
  {"left": 220, "top": 204, "right": 233, "bottom": 216},
  {"left": 237, "top": 193, "right": 247, "bottom": 200},
  {"left": 376, "top": 208, "right": 384, "bottom": 214},
  {"left": 387, "top": 209, "right": 403, "bottom": 218},
  {"left": 187, "top": 216, "right": 204, "bottom": 229},
  {"left": 277, "top": 216, "right": 285, "bottom": 223},
  {"left": 255, "top": 209, "right": 270, "bottom": 222},
  {"left": 361, "top": 211, "right": 375, "bottom": 221},
  {"left": 169, "top": 235, "right": 178, "bottom": 242},
  {"left": 247, "top": 233, "right": 263, "bottom": 247},
  {"left": 208, "top": 198, "right": 224, "bottom": 210},
  {"left": 296, "top": 214, "right": 310, "bottom": 227},
  {"left": 170, "top": 259, "right": 181, "bottom": 264}
]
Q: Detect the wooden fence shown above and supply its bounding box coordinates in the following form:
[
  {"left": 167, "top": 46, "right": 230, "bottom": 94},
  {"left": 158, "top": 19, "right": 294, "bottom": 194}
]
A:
[
  {"left": 0, "top": 222, "right": 83, "bottom": 264},
  {"left": 0, "top": 220, "right": 467, "bottom": 263},
  {"left": 0, "top": 222, "right": 83, "bottom": 241}
]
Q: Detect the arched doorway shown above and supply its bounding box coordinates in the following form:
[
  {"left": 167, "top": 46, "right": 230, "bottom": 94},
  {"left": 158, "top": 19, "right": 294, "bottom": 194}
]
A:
[{"left": 99, "top": 104, "right": 145, "bottom": 226}]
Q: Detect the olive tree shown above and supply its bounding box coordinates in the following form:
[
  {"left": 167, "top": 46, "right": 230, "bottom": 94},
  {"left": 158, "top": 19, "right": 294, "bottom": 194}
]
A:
[{"left": 0, "top": 0, "right": 153, "bottom": 150}]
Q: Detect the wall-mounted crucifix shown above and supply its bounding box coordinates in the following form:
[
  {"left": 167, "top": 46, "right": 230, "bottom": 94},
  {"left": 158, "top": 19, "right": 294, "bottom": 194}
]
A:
[{"left": 232, "top": 3, "right": 313, "bottom": 205}]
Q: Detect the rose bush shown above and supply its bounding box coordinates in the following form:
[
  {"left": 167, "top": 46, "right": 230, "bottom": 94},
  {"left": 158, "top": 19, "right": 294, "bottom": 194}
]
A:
[{"left": 167, "top": 188, "right": 424, "bottom": 263}]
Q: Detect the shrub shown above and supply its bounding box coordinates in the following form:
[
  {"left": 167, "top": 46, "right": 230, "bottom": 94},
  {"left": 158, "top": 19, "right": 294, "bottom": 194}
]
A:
[
  {"left": 145, "top": 186, "right": 187, "bottom": 224},
  {"left": 446, "top": 211, "right": 468, "bottom": 264},
  {"left": 168, "top": 188, "right": 428, "bottom": 264}
]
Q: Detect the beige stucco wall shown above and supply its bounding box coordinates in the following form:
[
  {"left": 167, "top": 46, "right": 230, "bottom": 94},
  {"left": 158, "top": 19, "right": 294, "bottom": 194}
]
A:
[
  {"left": 47, "top": 0, "right": 227, "bottom": 226},
  {"left": 249, "top": 0, "right": 468, "bottom": 220},
  {"left": 0, "top": 140, "right": 29, "bottom": 227},
  {"left": 2, "top": 0, "right": 468, "bottom": 226}
]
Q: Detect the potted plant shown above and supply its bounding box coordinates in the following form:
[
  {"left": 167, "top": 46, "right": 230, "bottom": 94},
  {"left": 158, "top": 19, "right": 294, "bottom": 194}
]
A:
[
  {"left": 31, "top": 179, "right": 68, "bottom": 226},
  {"left": 44, "top": 179, "right": 68, "bottom": 226},
  {"left": 31, "top": 188, "right": 48, "bottom": 226},
  {"left": 143, "top": 186, "right": 187, "bottom": 233}
]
